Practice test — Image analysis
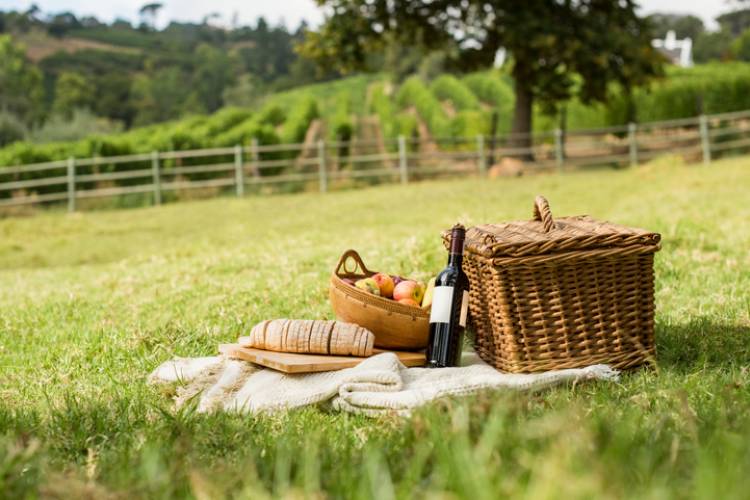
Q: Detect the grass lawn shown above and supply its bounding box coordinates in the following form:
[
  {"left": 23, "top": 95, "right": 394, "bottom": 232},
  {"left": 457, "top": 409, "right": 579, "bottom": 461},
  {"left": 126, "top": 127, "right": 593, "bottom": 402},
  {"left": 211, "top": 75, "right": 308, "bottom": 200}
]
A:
[{"left": 1, "top": 156, "right": 749, "bottom": 498}]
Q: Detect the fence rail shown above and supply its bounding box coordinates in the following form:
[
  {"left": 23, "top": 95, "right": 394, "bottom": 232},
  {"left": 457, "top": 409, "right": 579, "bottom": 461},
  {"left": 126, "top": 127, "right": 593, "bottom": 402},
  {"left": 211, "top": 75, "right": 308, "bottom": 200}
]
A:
[{"left": 3, "top": 109, "right": 750, "bottom": 212}]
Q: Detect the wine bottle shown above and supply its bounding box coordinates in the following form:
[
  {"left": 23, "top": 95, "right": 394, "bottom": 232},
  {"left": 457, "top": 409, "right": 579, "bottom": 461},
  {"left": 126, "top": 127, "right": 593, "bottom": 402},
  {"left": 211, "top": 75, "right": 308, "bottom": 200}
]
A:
[{"left": 426, "top": 224, "right": 470, "bottom": 368}]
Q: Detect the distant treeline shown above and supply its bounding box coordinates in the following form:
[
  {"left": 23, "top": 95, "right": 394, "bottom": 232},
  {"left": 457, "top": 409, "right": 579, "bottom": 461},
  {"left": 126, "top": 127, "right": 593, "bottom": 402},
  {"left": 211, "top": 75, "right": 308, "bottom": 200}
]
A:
[{"left": 0, "top": 7, "right": 337, "bottom": 145}]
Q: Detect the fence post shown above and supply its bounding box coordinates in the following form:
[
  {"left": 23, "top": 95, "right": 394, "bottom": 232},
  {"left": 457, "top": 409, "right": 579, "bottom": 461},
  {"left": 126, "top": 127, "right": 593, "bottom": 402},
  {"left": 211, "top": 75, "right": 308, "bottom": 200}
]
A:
[
  {"left": 151, "top": 151, "right": 161, "bottom": 205},
  {"left": 699, "top": 115, "right": 711, "bottom": 165},
  {"left": 67, "top": 156, "right": 76, "bottom": 213},
  {"left": 476, "top": 135, "right": 486, "bottom": 176},
  {"left": 317, "top": 139, "right": 328, "bottom": 193},
  {"left": 234, "top": 144, "right": 245, "bottom": 197},
  {"left": 398, "top": 135, "right": 408, "bottom": 184},
  {"left": 250, "top": 138, "right": 260, "bottom": 178},
  {"left": 628, "top": 122, "right": 638, "bottom": 167},
  {"left": 554, "top": 128, "right": 564, "bottom": 172}
]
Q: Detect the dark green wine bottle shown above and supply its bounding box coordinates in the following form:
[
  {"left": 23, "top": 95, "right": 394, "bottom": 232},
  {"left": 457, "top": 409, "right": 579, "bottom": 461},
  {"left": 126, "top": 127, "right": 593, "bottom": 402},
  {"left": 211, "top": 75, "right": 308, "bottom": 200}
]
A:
[{"left": 426, "top": 224, "right": 470, "bottom": 368}]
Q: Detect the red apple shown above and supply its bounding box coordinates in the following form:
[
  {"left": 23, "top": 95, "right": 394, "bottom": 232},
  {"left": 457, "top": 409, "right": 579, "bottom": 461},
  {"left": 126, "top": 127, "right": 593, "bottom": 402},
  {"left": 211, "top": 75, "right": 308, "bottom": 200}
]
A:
[
  {"left": 393, "top": 280, "right": 425, "bottom": 304},
  {"left": 371, "top": 273, "right": 395, "bottom": 298},
  {"left": 398, "top": 298, "right": 420, "bottom": 307}
]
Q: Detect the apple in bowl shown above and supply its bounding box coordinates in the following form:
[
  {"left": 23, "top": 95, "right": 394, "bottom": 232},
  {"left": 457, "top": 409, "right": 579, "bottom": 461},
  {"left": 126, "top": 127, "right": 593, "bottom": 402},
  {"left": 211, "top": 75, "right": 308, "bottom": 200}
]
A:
[
  {"left": 393, "top": 280, "right": 425, "bottom": 306},
  {"left": 371, "top": 272, "right": 395, "bottom": 298},
  {"left": 355, "top": 277, "right": 381, "bottom": 296}
]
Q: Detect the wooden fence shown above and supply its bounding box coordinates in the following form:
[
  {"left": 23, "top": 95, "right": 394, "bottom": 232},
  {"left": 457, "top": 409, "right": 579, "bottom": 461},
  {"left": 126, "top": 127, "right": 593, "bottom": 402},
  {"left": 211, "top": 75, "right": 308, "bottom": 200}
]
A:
[{"left": 2, "top": 109, "right": 750, "bottom": 212}]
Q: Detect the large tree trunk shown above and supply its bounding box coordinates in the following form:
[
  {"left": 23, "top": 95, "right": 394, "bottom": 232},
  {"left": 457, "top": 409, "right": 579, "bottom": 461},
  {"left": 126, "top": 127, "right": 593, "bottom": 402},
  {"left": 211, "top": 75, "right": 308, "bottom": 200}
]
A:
[{"left": 510, "top": 82, "right": 534, "bottom": 160}]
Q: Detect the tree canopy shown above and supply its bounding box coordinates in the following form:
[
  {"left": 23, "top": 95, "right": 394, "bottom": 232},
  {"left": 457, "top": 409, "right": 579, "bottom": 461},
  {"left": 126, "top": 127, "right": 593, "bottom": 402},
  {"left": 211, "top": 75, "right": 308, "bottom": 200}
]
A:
[
  {"left": 647, "top": 13, "right": 705, "bottom": 41},
  {"left": 0, "top": 35, "right": 44, "bottom": 126},
  {"left": 300, "top": 0, "right": 664, "bottom": 146}
]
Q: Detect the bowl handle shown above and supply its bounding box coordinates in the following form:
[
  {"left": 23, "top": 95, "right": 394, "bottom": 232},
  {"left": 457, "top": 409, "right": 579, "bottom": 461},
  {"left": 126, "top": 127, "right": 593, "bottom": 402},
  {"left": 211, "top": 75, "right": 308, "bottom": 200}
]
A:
[{"left": 334, "top": 249, "right": 372, "bottom": 276}]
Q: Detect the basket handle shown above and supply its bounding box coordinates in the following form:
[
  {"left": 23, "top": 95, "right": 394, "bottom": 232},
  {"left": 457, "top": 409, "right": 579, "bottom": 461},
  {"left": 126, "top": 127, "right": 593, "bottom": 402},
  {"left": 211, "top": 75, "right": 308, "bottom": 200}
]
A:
[
  {"left": 533, "top": 195, "right": 556, "bottom": 233},
  {"left": 334, "top": 249, "right": 372, "bottom": 276}
]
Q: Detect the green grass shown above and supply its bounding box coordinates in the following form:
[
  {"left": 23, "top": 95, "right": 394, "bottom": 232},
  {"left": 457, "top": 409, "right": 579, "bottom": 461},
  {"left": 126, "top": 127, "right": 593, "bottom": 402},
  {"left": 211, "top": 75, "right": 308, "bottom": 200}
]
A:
[{"left": 1, "top": 156, "right": 750, "bottom": 498}]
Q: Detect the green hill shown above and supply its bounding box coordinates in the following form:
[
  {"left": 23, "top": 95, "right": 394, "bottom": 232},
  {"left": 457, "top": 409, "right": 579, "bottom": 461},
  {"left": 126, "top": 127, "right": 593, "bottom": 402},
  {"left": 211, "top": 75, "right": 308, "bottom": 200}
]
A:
[
  {"left": 0, "top": 8, "right": 319, "bottom": 135},
  {"left": 4, "top": 63, "right": 750, "bottom": 168}
]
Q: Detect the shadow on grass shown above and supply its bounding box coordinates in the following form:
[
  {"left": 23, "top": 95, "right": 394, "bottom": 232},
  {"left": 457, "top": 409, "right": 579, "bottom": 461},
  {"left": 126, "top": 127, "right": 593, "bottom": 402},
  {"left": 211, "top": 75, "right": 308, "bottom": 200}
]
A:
[{"left": 656, "top": 318, "right": 750, "bottom": 370}]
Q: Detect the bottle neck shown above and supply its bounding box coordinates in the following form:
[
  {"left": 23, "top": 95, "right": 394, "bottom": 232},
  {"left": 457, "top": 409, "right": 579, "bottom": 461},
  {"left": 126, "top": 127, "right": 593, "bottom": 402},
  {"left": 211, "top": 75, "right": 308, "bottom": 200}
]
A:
[
  {"left": 448, "top": 252, "right": 463, "bottom": 267},
  {"left": 448, "top": 226, "right": 465, "bottom": 267}
]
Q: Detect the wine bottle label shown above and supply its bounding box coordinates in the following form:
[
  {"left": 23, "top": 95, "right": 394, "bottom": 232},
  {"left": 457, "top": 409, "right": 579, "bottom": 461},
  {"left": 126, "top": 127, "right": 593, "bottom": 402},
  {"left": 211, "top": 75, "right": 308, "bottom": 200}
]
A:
[
  {"left": 459, "top": 290, "right": 469, "bottom": 327},
  {"left": 429, "top": 286, "right": 454, "bottom": 323}
]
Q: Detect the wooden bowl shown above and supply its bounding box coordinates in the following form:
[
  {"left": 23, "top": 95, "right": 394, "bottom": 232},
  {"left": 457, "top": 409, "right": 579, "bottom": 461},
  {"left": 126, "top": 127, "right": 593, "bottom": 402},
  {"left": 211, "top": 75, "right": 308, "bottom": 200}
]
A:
[{"left": 329, "top": 249, "right": 429, "bottom": 351}]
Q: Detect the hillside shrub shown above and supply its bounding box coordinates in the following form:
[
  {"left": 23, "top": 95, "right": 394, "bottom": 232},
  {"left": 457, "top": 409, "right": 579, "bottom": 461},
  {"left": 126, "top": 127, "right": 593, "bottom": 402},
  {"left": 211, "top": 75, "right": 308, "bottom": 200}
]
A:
[
  {"left": 30, "top": 110, "right": 123, "bottom": 144},
  {"left": 257, "top": 105, "right": 286, "bottom": 128},
  {"left": 280, "top": 97, "right": 319, "bottom": 144},
  {"left": 605, "top": 64, "right": 750, "bottom": 124},
  {"left": 213, "top": 117, "right": 274, "bottom": 147},
  {"left": 196, "top": 108, "right": 254, "bottom": 137},
  {"left": 369, "top": 82, "right": 397, "bottom": 140},
  {"left": 731, "top": 29, "right": 750, "bottom": 61},
  {"left": 396, "top": 76, "right": 451, "bottom": 138},
  {"left": 450, "top": 110, "right": 489, "bottom": 139},
  {"left": 395, "top": 113, "right": 418, "bottom": 140},
  {"left": 328, "top": 91, "right": 354, "bottom": 142},
  {"left": 430, "top": 75, "right": 479, "bottom": 111},
  {"left": 209, "top": 104, "right": 285, "bottom": 147},
  {"left": 463, "top": 73, "right": 514, "bottom": 133}
]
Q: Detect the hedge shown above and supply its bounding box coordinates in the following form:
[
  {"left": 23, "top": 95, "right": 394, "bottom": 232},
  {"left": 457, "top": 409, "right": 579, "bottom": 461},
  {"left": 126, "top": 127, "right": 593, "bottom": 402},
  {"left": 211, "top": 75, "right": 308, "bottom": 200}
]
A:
[
  {"left": 430, "top": 75, "right": 479, "bottom": 111},
  {"left": 396, "top": 76, "right": 451, "bottom": 138}
]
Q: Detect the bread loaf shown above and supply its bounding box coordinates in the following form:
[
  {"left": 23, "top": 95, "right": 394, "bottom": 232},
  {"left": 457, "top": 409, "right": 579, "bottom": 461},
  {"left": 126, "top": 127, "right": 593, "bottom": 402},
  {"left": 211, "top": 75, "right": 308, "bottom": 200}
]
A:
[{"left": 240, "top": 319, "right": 374, "bottom": 357}]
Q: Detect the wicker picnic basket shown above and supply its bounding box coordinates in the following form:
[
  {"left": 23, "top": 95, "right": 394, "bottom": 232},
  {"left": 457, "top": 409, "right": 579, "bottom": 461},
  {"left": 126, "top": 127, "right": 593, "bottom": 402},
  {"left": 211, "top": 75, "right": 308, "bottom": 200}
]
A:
[
  {"left": 329, "top": 249, "right": 429, "bottom": 350},
  {"left": 443, "top": 196, "right": 661, "bottom": 373}
]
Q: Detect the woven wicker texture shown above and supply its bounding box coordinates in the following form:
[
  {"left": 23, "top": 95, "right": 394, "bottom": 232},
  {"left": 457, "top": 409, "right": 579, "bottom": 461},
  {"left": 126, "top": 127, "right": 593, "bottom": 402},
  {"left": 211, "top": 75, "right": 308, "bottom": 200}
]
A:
[
  {"left": 462, "top": 196, "right": 660, "bottom": 259},
  {"left": 444, "top": 196, "right": 661, "bottom": 373}
]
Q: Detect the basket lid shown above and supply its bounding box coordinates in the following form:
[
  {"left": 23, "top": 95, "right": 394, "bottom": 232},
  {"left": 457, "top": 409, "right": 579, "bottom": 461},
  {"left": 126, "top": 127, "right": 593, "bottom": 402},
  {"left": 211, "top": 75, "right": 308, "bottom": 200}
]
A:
[{"left": 445, "top": 196, "right": 661, "bottom": 258}]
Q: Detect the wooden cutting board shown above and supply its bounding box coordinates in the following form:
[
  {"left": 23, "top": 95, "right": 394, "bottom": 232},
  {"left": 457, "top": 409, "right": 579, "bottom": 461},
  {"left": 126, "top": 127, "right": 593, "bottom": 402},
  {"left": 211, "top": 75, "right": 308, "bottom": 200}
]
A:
[{"left": 218, "top": 343, "right": 426, "bottom": 374}]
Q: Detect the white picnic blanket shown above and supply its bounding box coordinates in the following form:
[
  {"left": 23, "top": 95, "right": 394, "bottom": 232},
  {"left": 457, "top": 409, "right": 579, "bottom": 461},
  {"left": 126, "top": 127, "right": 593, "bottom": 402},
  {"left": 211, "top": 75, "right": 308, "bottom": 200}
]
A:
[{"left": 149, "top": 351, "right": 619, "bottom": 416}]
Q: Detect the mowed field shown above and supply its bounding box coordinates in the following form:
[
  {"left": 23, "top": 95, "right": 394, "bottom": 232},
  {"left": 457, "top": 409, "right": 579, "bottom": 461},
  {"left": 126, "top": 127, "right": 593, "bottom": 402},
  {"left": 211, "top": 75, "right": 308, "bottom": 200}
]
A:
[{"left": 1, "top": 157, "right": 749, "bottom": 498}]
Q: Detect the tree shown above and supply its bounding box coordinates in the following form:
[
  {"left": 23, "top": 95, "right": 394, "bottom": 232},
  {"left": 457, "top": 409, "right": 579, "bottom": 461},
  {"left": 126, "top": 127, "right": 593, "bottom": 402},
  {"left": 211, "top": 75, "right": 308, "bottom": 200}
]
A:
[
  {"left": 139, "top": 2, "right": 163, "bottom": 30},
  {"left": 222, "top": 73, "right": 264, "bottom": 107},
  {"left": 717, "top": 8, "right": 750, "bottom": 37},
  {"left": 299, "top": 0, "right": 663, "bottom": 149},
  {"left": 647, "top": 13, "right": 705, "bottom": 41},
  {"left": 0, "top": 35, "right": 45, "bottom": 126},
  {"left": 732, "top": 28, "right": 750, "bottom": 61},
  {"left": 191, "top": 43, "right": 238, "bottom": 113},
  {"left": 94, "top": 73, "right": 136, "bottom": 127},
  {"left": 131, "top": 66, "right": 192, "bottom": 125},
  {"left": 53, "top": 72, "right": 93, "bottom": 118},
  {"left": 694, "top": 31, "right": 734, "bottom": 63},
  {"left": 0, "top": 111, "right": 27, "bottom": 147},
  {"left": 47, "top": 12, "right": 81, "bottom": 38},
  {"left": 202, "top": 12, "right": 221, "bottom": 26}
]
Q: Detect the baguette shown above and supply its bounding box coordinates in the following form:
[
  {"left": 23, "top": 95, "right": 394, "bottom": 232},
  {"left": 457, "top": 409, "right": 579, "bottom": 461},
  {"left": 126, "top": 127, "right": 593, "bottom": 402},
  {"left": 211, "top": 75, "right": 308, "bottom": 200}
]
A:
[{"left": 244, "top": 319, "right": 374, "bottom": 357}]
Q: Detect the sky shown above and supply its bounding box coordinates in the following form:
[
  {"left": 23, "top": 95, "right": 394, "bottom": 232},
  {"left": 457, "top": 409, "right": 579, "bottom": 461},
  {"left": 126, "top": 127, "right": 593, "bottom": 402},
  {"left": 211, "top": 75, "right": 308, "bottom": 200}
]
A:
[{"left": 0, "top": 0, "right": 735, "bottom": 31}]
